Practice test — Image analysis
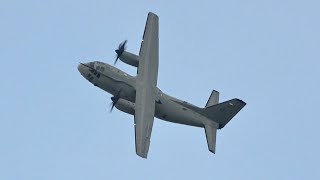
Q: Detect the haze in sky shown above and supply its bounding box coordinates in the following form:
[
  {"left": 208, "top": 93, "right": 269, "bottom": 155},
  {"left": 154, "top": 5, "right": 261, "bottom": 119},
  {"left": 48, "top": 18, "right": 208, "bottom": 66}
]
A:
[{"left": 1, "top": 0, "right": 319, "bottom": 179}]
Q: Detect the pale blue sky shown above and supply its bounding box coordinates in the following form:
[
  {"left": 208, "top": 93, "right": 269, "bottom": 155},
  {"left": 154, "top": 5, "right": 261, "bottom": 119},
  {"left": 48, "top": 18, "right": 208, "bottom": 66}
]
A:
[{"left": 1, "top": 0, "right": 320, "bottom": 179}]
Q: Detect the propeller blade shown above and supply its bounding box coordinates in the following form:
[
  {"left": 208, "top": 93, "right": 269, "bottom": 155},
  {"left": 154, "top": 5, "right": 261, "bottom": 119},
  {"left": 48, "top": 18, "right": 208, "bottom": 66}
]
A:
[
  {"left": 114, "top": 40, "right": 127, "bottom": 64},
  {"left": 109, "top": 89, "right": 122, "bottom": 112},
  {"left": 110, "top": 101, "right": 115, "bottom": 112}
]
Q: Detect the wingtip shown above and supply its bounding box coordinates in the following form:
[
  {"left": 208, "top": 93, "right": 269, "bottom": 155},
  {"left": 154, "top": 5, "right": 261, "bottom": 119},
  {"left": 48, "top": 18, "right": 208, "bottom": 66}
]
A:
[
  {"left": 212, "top": 89, "right": 220, "bottom": 93},
  {"left": 209, "top": 149, "right": 216, "bottom": 154},
  {"left": 148, "top": 12, "right": 159, "bottom": 18},
  {"left": 137, "top": 153, "right": 148, "bottom": 159},
  {"left": 136, "top": 148, "right": 148, "bottom": 159}
]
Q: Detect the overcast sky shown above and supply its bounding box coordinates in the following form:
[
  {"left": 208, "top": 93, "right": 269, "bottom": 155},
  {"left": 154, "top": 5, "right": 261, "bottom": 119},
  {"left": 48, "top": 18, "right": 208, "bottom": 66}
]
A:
[{"left": 1, "top": 0, "right": 320, "bottom": 179}]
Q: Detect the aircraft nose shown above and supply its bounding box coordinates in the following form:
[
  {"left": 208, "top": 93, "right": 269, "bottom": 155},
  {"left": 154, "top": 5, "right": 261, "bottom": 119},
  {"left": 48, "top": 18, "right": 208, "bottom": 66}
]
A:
[{"left": 77, "top": 63, "right": 85, "bottom": 74}]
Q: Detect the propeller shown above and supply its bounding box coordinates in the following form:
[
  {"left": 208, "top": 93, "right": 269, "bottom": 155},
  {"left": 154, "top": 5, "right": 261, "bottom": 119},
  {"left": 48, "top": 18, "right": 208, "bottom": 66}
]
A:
[
  {"left": 114, "top": 40, "right": 127, "bottom": 65},
  {"left": 110, "top": 90, "right": 122, "bottom": 112}
]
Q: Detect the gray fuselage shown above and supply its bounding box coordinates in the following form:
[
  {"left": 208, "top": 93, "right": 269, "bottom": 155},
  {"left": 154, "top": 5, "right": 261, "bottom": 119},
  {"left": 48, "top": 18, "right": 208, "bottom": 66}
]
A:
[{"left": 78, "top": 61, "right": 211, "bottom": 128}]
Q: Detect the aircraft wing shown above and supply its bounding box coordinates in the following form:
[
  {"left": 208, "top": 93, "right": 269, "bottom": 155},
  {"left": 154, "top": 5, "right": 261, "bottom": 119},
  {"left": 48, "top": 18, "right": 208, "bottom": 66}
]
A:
[
  {"left": 134, "top": 86, "right": 156, "bottom": 158},
  {"left": 134, "top": 12, "right": 159, "bottom": 158},
  {"left": 138, "top": 12, "right": 159, "bottom": 85}
]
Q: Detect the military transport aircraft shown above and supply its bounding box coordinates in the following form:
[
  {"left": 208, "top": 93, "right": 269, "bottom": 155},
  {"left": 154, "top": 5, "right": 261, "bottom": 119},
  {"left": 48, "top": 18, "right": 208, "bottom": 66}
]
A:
[{"left": 77, "top": 12, "right": 246, "bottom": 158}]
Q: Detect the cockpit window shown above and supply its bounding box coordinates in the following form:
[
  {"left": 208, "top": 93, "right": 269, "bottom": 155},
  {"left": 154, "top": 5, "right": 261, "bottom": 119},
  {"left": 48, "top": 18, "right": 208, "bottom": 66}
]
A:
[
  {"left": 88, "top": 62, "right": 94, "bottom": 68},
  {"left": 96, "top": 61, "right": 104, "bottom": 64}
]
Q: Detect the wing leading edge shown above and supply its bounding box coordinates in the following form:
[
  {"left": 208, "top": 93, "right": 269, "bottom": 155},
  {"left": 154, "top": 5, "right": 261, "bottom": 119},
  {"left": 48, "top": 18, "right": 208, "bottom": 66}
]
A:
[{"left": 134, "top": 12, "right": 159, "bottom": 158}]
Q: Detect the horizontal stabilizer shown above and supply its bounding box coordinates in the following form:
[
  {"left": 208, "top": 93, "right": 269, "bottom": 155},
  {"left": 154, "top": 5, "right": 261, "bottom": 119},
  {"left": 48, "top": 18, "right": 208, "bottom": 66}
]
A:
[
  {"left": 205, "top": 90, "right": 219, "bottom": 107},
  {"left": 204, "top": 123, "right": 218, "bottom": 154},
  {"left": 203, "top": 99, "right": 246, "bottom": 129}
]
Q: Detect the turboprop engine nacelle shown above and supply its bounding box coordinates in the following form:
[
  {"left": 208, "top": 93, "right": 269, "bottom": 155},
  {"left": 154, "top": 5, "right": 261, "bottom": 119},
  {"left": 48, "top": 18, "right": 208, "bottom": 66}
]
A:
[
  {"left": 115, "top": 98, "right": 135, "bottom": 115},
  {"left": 120, "top": 51, "right": 139, "bottom": 67}
]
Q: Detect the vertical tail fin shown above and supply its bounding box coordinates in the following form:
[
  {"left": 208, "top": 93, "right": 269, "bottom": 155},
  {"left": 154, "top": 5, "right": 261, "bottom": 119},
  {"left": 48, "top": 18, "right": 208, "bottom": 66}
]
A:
[
  {"left": 203, "top": 99, "right": 246, "bottom": 129},
  {"left": 203, "top": 98, "right": 246, "bottom": 154}
]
